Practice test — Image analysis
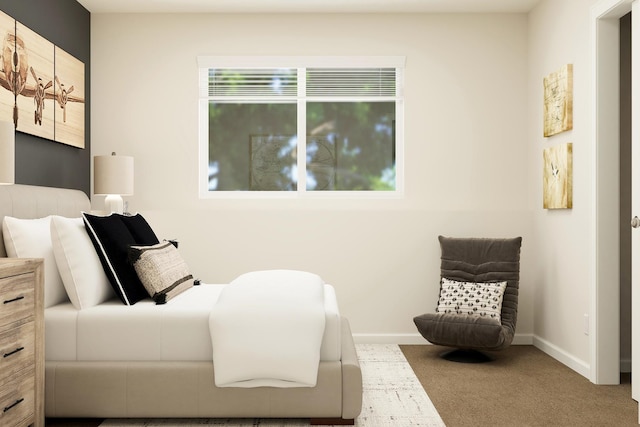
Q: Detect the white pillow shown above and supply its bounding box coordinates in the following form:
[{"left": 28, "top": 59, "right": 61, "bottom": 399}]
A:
[
  {"left": 50, "top": 216, "right": 114, "bottom": 309},
  {"left": 2, "top": 216, "right": 68, "bottom": 308},
  {"left": 436, "top": 277, "right": 507, "bottom": 321}
]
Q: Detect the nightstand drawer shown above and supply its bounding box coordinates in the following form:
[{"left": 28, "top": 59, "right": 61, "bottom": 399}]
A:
[
  {"left": 0, "top": 370, "right": 35, "bottom": 427},
  {"left": 0, "top": 259, "right": 43, "bottom": 427},
  {"left": 0, "top": 272, "right": 35, "bottom": 327},
  {"left": 0, "top": 322, "right": 35, "bottom": 384}
]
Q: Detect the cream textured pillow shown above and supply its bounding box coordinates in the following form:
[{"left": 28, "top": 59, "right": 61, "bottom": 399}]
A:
[
  {"left": 50, "top": 216, "right": 114, "bottom": 309},
  {"left": 2, "top": 216, "right": 68, "bottom": 307},
  {"left": 436, "top": 277, "right": 507, "bottom": 321},
  {"left": 129, "top": 241, "right": 194, "bottom": 304}
]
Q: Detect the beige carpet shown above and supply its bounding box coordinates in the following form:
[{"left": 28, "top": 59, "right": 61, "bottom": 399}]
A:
[{"left": 401, "top": 345, "right": 638, "bottom": 427}]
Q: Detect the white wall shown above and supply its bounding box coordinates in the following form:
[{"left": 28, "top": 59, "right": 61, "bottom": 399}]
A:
[
  {"left": 90, "top": 13, "right": 534, "bottom": 341},
  {"left": 528, "top": 0, "right": 610, "bottom": 374}
]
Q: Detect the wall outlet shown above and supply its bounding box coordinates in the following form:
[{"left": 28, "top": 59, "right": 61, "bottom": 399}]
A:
[{"left": 584, "top": 314, "right": 589, "bottom": 336}]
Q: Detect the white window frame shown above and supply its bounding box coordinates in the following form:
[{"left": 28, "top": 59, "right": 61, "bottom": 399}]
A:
[{"left": 198, "top": 56, "right": 405, "bottom": 199}]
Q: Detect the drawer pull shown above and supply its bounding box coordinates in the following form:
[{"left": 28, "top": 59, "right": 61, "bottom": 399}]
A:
[
  {"left": 3, "top": 295, "right": 24, "bottom": 304},
  {"left": 3, "top": 398, "right": 23, "bottom": 413},
  {"left": 3, "top": 347, "right": 24, "bottom": 358}
]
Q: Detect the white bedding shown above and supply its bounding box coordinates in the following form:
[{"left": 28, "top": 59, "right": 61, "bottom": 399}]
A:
[
  {"left": 210, "top": 270, "right": 326, "bottom": 388},
  {"left": 45, "top": 283, "right": 341, "bottom": 363}
]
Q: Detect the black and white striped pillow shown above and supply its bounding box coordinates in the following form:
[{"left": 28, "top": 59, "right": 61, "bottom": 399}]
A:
[{"left": 129, "top": 241, "right": 194, "bottom": 304}]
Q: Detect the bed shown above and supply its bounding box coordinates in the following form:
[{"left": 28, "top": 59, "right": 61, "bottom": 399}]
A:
[{"left": 0, "top": 184, "right": 362, "bottom": 425}]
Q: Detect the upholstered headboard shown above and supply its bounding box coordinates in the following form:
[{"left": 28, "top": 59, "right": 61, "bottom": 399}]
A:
[{"left": 0, "top": 184, "right": 90, "bottom": 257}]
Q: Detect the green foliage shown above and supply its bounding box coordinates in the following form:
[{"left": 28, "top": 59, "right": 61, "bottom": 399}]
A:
[{"left": 208, "top": 100, "right": 395, "bottom": 191}]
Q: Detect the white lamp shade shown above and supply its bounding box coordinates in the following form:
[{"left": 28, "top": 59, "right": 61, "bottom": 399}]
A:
[
  {"left": 94, "top": 154, "right": 134, "bottom": 196},
  {"left": 0, "top": 121, "right": 15, "bottom": 185}
]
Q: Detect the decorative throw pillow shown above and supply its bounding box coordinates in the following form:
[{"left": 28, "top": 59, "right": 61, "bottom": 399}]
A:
[
  {"left": 82, "top": 212, "right": 160, "bottom": 305},
  {"left": 119, "top": 213, "right": 160, "bottom": 244},
  {"left": 129, "top": 241, "right": 194, "bottom": 304},
  {"left": 436, "top": 277, "right": 507, "bottom": 321},
  {"left": 2, "top": 216, "right": 68, "bottom": 308},
  {"left": 50, "top": 216, "right": 114, "bottom": 309}
]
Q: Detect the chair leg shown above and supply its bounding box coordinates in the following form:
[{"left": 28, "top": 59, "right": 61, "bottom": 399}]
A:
[{"left": 440, "top": 348, "right": 494, "bottom": 363}]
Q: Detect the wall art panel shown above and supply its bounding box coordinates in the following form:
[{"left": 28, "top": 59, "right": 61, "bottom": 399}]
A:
[
  {"left": 0, "top": 10, "right": 84, "bottom": 148},
  {"left": 543, "top": 142, "right": 573, "bottom": 209},
  {"left": 16, "top": 21, "right": 54, "bottom": 141},
  {"left": 543, "top": 64, "right": 573, "bottom": 137},
  {"left": 53, "top": 46, "right": 84, "bottom": 148},
  {"left": 0, "top": 11, "right": 14, "bottom": 122}
]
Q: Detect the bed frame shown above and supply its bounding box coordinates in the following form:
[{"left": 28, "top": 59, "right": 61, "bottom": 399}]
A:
[{"left": 0, "top": 184, "right": 362, "bottom": 424}]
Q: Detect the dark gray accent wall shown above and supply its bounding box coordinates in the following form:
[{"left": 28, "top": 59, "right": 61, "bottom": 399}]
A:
[{"left": 0, "top": 0, "right": 90, "bottom": 195}]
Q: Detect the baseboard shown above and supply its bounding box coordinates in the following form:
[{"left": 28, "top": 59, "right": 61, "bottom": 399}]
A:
[
  {"left": 532, "top": 335, "right": 590, "bottom": 379},
  {"left": 511, "top": 333, "right": 534, "bottom": 345},
  {"left": 353, "top": 333, "right": 534, "bottom": 345}
]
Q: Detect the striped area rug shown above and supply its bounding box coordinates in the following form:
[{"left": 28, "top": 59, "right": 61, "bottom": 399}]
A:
[{"left": 101, "top": 344, "right": 445, "bottom": 427}]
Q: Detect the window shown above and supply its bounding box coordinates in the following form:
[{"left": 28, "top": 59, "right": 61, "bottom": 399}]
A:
[{"left": 198, "top": 56, "right": 405, "bottom": 196}]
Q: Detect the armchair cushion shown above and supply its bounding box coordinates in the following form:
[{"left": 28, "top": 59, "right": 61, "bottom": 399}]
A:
[{"left": 414, "top": 312, "right": 507, "bottom": 350}]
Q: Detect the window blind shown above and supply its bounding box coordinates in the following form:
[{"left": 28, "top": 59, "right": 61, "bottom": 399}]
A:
[
  {"left": 306, "top": 68, "right": 396, "bottom": 97},
  {"left": 205, "top": 67, "right": 398, "bottom": 98},
  {"left": 207, "top": 68, "right": 297, "bottom": 98}
]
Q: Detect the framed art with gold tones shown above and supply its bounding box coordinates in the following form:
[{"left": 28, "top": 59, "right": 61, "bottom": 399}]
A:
[
  {"left": 543, "top": 143, "right": 573, "bottom": 209},
  {"left": 53, "top": 46, "right": 85, "bottom": 148},
  {"left": 16, "top": 21, "right": 55, "bottom": 142},
  {"left": 0, "top": 10, "right": 85, "bottom": 148},
  {"left": 0, "top": 11, "right": 15, "bottom": 124},
  {"left": 543, "top": 64, "right": 573, "bottom": 137}
]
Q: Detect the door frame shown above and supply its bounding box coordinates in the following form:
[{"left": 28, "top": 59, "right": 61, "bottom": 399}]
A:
[{"left": 590, "top": 0, "right": 633, "bottom": 385}]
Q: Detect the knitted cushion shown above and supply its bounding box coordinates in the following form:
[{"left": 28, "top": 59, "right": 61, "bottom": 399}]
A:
[{"left": 129, "top": 241, "right": 194, "bottom": 304}]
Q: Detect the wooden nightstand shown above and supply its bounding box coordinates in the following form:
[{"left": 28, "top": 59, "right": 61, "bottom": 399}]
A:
[{"left": 0, "top": 259, "right": 44, "bottom": 427}]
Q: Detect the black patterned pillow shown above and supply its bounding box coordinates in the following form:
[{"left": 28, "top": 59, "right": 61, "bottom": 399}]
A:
[
  {"left": 436, "top": 278, "right": 507, "bottom": 321},
  {"left": 129, "top": 241, "right": 194, "bottom": 304}
]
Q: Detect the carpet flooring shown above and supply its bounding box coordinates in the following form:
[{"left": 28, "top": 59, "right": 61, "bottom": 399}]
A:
[{"left": 401, "top": 344, "right": 637, "bottom": 427}]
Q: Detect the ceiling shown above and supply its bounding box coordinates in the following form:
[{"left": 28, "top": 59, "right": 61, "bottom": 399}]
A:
[{"left": 76, "top": 0, "right": 541, "bottom": 14}]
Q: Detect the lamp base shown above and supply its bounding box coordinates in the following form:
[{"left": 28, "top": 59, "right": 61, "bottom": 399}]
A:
[{"left": 104, "top": 194, "right": 124, "bottom": 214}]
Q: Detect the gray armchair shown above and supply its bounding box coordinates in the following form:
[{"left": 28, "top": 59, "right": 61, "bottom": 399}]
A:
[{"left": 413, "top": 235, "right": 522, "bottom": 362}]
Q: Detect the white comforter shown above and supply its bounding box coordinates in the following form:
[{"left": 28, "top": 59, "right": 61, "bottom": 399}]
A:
[{"left": 209, "top": 269, "right": 327, "bottom": 388}]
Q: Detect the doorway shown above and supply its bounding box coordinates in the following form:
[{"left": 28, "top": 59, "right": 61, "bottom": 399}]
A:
[
  {"left": 591, "top": 0, "right": 633, "bottom": 387},
  {"left": 620, "top": 11, "right": 632, "bottom": 377}
]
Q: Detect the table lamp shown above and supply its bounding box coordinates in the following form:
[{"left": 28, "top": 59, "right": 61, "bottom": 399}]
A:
[{"left": 94, "top": 152, "right": 133, "bottom": 213}]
